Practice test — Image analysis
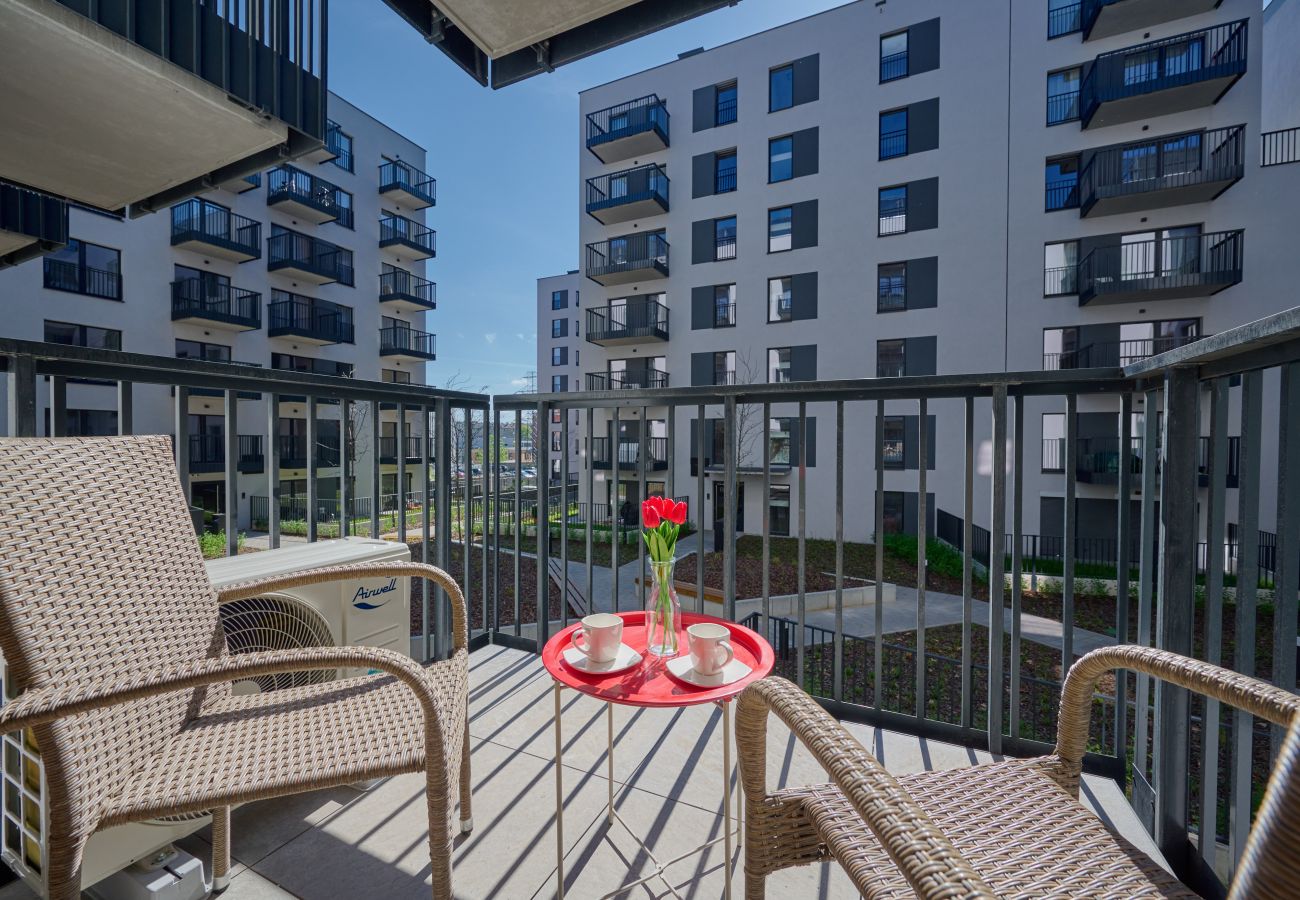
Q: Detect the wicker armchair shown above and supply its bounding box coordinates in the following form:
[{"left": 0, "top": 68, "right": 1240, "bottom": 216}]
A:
[
  {"left": 0, "top": 436, "right": 472, "bottom": 900},
  {"left": 737, "top": 645, "right": 1300, "bottom": 899}
]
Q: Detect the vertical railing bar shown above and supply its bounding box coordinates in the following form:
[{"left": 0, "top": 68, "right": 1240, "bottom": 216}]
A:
[
  {"left": 5, "top": 354, "right": 37, "bottom": 437},
  {"left": 463, "top": 408, "right": 473, "bottom": 635},
  {"left": 1063, "top": 393, "right": 1077, "bottom": 670},
  {"left": 488, "top": 406, "right": 499, "bottom": 638},
  {"left": 537, "top": 402, "right": 551, "bottom": 647},
  {"left": 513, "top": 408, "right": 522, "bottom": 636},
  {"left": 637, "top": 405, "right": 647, "bottom": 616},
  {"left": 174, "top": 385, "right": 191, "bottom": 512},
  {"left": 697, "top": 403, "right": 706, "bottom": 613},
  {"left": 761, "top": 403, "right": 771, "bottom": 636},
  {"left": 915, "top": 398, "right": 928, "bottom": 722},
  {"left": 340, "top": 398, "right": 351, "bottom": 539},
  {"left": 796, "top": 401, "right": 807, "bottom": 685},
  {"left": 585, "top": 408, "right": 594, "bottom": 618},
  {"left": 874, "top": 400, "right": 885, "bottom": 711},
  {"left": 1199, "top": 377, "right": 1229, "bottom": 870},
  {"left": 833, "top": 401, "right": 844, "bottom": 704},
  {"left": 561, "top": 407, "right": 571, "bottom": 629},
  {"left": 116, "top": 381, "right": 133, "bottom": 435},
  {"left": 224, "top": 389, "right": 239, "bottom": 557},
  {"left": 1229, "top": 370, "right": 1262, "bottom": 869},
  {"left": 666, "top": 403, "right": 676, "bottom": 511},
  {"left": 1115, "top": 392, "right": 1133, "bottom": 760},
  {"left": 397, "top": 403, "right": 408, "bottom": 545},
  {"left": 306, "top": 396, "right": 318, "bottom": 542},
  {"left": 49, "top": 376, "right": 67, "bottom": 436},
  {"left": 266, "top": 392, "right": 279, "bottom": 549},
  {"left": 481, "top": 407, "right": 489, "bottom": 636},
  {"left": 422, "top": 404, "right": 433, "bottom": 659},
  {"left": 723, "top": 396, "right": 738, "bottom": 623},
  {"left": 611, "top": 405, "right": 620, "bottom": 613},
  {"left": 435, "top": 398, "right": 453, "bottom": 658},
  {"left": 1136, "top": 388, "right": 1160, "bottom": 786},
  {"left": 1272, "top": 364, "right": 1300, "bottom": 761},
  {"left": 988, "top": 385, "right": 1008, "bottom": 754},
  {"left": 961, "top": 396, "right": 975, "bottom": 730},
  {"left": 369, "top": 400, "right": 380, "bottom": 539},
  {"left": 1009, "top": 395, "right": 1024, "bottom": 738}
]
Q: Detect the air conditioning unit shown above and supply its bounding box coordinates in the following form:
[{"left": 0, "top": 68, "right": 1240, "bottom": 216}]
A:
[{"left": 1, "top": 538, "right": 412, "bottom": 899}]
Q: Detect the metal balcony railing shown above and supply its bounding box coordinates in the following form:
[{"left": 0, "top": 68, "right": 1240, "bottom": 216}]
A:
[
  {"left": 267, "top": 230, "right": 354, "bottom": 285},
  {"left": 1261, "top": 127, "right": 1300, "bottom": 167},
  {"left": 584, "top": 369, "right": 669, "bottom": 391},
  {"left": 379, "top": 326, "right": 437, "bottom": 360},
  {"left": 379, "top": 214, "right": 436, "bottom": 256},
  {"left": 1077, "top": 230, "right": 1243, "bottom": 304},
  {"left": 880, "top": 49, "right": 907, "bottom": 82},
  {"left": 1079, "top": 125, "right": 1245, "bottom": 215},
  {"left": 379, "top": 269, "right": 437, "bottom": 309},
  {"left": 1048, "top": 1, "right": 1081, "bottom": 38},
  {"left": 268, "top": 292, "right": 355, "bottom": 344},
  {"left": 585, "top": 164, "right": 669, "bottom": 217},
  {"left": 170, "top": 279, "right": 261, "bottom": 329},
  {"left": 590, "top": 437, "right": 668, "bottom": 469},
  {"left": 171, "top": 199, "right": 261, "bottom": 259},
  {"left": 43, "top": 259, "right": 121, "bottom": 300},
  {"left": 585, "top": 232, "right": 669, "bottom": 282},
  {"left": 1043, "top": 333, "right": 1205, "bottom": 371},
  {"left": 379, "top": 435, "right": 424, "bottom": 463},
  {"left": 379, "top": 161, "right": 437, "bottom": 207},
  {"left": 585, "top": 95, "right": 669, "bottom": 154},
  {"left": 584, "top": 299, "right": 669, "bottom": 344},
  {"left": 267, "top": 165, "right": 352, "bottom": 226}
]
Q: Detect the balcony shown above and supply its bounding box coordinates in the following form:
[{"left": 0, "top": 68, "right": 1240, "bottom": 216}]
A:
[
  {"left": 1082, "top": 0, "right": 1223, "bottom": 41},
  {"left": 214, "top": 172, "right": 261, "bottom": 195},
  {"left": 302, "top": 119, "right": 346, "bottom": 165},
  {"left": 43, "top": 258, "right": 121, "bottom": 301},
  {"left": 186, "top": 433, "right": 267, "bottom": 474},
  {"left": 584, "top": 368, "right": 668, "bottom": 390},
  {"left": 380, "top": 326, "right": 437, "bottom": 362},
  {"left": 1080, "top": 21, "right": 1248, "bottom": 129},
  {"left": 585, "top": 232, "right": 668, "bottom": 285},
  {"left": 379, "top": 435, "right": 424, "bottom": 464},
  {"left": 0, "top": 0, "right": 325, "bottom": 214},
  {"left": 379, "top": 161, "right": 437, "bottom": 209},
  {"left": 170, "top": 199, "right": 261, "bottom": 262},
  {"left": 591, "top": 436, "right": 668, "bottom": 470},
  {"left": 274, "top": 433, "right": 340, "bottom": 469},
  {"left": 170, "top": 279, "right": 261, "bottom": 331},
  {"left": 268, "top": 292, "right": 355, "bottom": 345},
  {"left": 586, "top": 94, "right": 669, "bottom": 163},
  {"left": 1044, "top": 333, "right": 1206, "bottom": 370},
  {"left": 267, "top": 229, "right": 354, "bottom": 285},
  {"left": 585, "top": 164, "right": 669, "bottom": 225},
  {"left": 267, "top": 165, "right": 351, "bottom": 225},
  {"left": 1077, "top": 230, "right": 1243, "bottom": 305},
  {"left": 585, "top": 299, "right": 669, "bottom": 346},
  {"left": 0, "top": 180, "right": 68, "bottom": 268},
  {"left": 379, "top": 269, "right": 437, "bottom": 312},
  {"left": 1079, "top": 126, "right": 1244, "bottom": 217},
  {"left": 237, "top": 435, "right": 265, "bottom": 473},
  {"left": 379, "top": 214, "right": 436, "bottom": 260}
]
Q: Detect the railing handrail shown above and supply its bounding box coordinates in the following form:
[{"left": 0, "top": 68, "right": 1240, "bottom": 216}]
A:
[
  {"left": 585, "top": 164, "right": 670, "bottom": 205},
  {"left": 1078, "top": 228, "right": 1243, "bottom": 289},
  {"left": 1078, "top": 125, "right": 1246, "bottom": 204},
  {"left": 1261, "top": 126, "right": 1300, "bottom": 166},
  {"left": 585, "top": 94, "right": 669, "bottom": 144},
  {"left": 379, "top": 160, "right": 437, "bottom": 198},
  {"left": 379, "top": 269, "right": 436, "bottom": 301}
]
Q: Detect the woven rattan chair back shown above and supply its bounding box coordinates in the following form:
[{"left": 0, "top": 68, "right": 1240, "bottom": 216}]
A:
[{"left": 0, "top": 435, "right": 226, "bottom": 846}]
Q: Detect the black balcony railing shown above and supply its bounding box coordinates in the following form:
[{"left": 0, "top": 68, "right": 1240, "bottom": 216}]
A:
[
  {"left": 714, "top": 303, "right": 737, "bottom": 327},
  {"left": 1079, "top": 125, "right": 1245, "bottom": 215},
  {"left": 171, "top": 199, "right": 261, "bottom": 259},
  {"left": 585, "top": 369, "right": 669, "bottom": 391},
  {"left": 325, "top": 121, "right": 352, "bottom": 171},
  {"left": 379, "top": 161, "right": 437, "bottom": 207},
  {"left": 380, "top": 326, "right": 436, "bottom": 360},
  {"left": 1048, "top": 1, "right": 1081, "bottom": 38},
  {"left": 267, "top": 165, "right": 351, "bottom": 226},
  {"left": 715, "top": 166, "right": 737, "bottom": 193},
  {"left": 1044, "top": 265, "right": 1078, "bottom": 297},
  {"left": 586, "top": 95, "right": 669, "bottom": 154},
  {"left": 1047, "top": 88, "right": 1080, "bottom": 125},
  {"left": 379, "top": 270, "right": 436, "bottom": 309},
  {"left": 379, "top": 435, "right": 423, "bottom": 463},
  {"left": 1078, "top": 230, "right": 1243, "bottom": 304},
  {"left": 1080, "top": 21, "right": 1249, "bottom": 127},
  {"left": 1, "top": 181, "right": 68, "bottom": 266},
  {"left": 1044, "top": 333, "right": 1205, "bottom": 370},
  {"left": 237, "top": 435, "right": 265, "bottom": 473},
  {"left": 585, "top": 299, "right": 669, "bottom": 344},
  {"left": 188, "top": 433, "right": 226, "bottom": 474},
  {"left": 591, "top": 437, "right": 668, "bottom": 470},
  {"left": 585, "top": 232, "right": 669, "bottom": 282},
  {"left": 170, "top": 279, "right": 261, "bottom": 329},
  {"left": 267, "top": 230, "right": 354, "bottom": 285},
  {"left": 268, "top": 292, "right": 354, "bottom": 344},
  {"left": 880, "top": 49, "right": 908, "bottom": 82},
  {"left": 585, "top": 165, "right": 669, "bottom": 218},
  {"left": 879, "top": 127, "right": 907, "bottom": 160},
  {"left": 43, "top": 258, "right": 121, "bottom": 301},
  {"left": 379, "top": 214, "right": 436, "bottom": 257},
  {"left": 1261, "top": 127, "right": 1300, "bottom": 167}
]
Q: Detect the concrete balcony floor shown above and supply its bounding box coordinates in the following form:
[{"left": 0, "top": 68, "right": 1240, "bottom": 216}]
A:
[{"left": 1, "top": 645, "right": 1167, "bottom": 899}]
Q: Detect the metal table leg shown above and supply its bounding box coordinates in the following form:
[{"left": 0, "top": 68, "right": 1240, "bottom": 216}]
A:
[
  {"left": 607, "top": 701, "right": 615, "bottom": 825},
  {"left": 722, "top": 697, "right": 733, "bottom": 900},
  {"left": 554, "top": 682, "right": 565, "bottom": 899}
]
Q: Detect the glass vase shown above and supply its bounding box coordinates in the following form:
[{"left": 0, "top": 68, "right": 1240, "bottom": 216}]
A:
[{"left": 644, "top": 559, "right": 682, "bottom": 658}]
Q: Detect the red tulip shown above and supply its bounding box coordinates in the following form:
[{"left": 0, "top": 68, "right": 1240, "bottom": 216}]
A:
[
  {"left": 641, "top": 500, "right": 661, "bottom": 528},
  {"left": 668, "top": 500, "right": 687, "bottom": 525}
]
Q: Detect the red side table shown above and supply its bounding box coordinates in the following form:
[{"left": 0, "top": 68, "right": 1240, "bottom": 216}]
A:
[{"left": 541, "top": 610, "right": 774, "bottom": 899}]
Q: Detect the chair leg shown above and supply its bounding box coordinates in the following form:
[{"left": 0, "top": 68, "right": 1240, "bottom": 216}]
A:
[
  {"left": 45, "top": 833, "right": 88, "bottom": 900},
  {"left": 211, "top": 806, "right": 232, "bottom": 893},
  {"left": 459, "top": 710, "right": 473, "bottom": 833},
  {"left": 427, "top": 764, "right": 453, "bottom": 900}
]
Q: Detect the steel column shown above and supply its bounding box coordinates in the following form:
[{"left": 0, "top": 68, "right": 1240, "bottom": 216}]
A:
[
  {"left": 988, "top": 386, "right": 1008, "bottom": 752},
  {"left": 224, "top": 389, "right": 239, "bottom": 556}
]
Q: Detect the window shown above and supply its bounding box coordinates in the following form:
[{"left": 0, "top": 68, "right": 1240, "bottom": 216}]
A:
[
  {"left": 880, "top": 31, "right": 908, "bottom": 82},
  {"left": 43, "top": 239, "right": 122, "bottom": 300},
  {"left": 769, "top": 419, "right": 791, "bottom": 465},
  {"left": 552, "top": 290, "right": 567, "bottom": 309},
  {"left": 272, "top": 353, "right": 353, "bottom": 377},
  {"left": 1047, "top": 67, "right": 1081, "bottom": 125},
  {"left": 1048, "top": 0, "right": 1081, "bottom": 38},
  {"left": 880, "top": 109, "right": 908, "bottom": 159},
  {"left": 552, "top": 347, "right": 568, "bottom": 366},
  {"left": 769, "top": 65, "right": 794, "bottom": 111},
  {"left": 768, "top": 277, "right": 792, "bottom": 322},
  {"left": 1119, "top": 225, "right": 1202, "bottom": 281},
  {"left": 768, "top": 348, "right": 792, "bottom": 383},
  {"left": 551, "top": 375, "right": 567, "bottom": 392},
  {"left": 329, "top": 126, "right": 354, "bottom": 173},
  {"left": 769, "top": 136, "right": 793, "bottom": 182},
  {"left": 877, "top": 339, "right": 906, "bottom": 377},
  {"left": 877, "top": 263, "right": 907, "bottom": 312},
  {"left": 879, "top": 186, "right": 907, "bottom": 235},
  {"left": 714, "top": 284, "right": 736, "bottom": 327},
  {"left": 44, "top": 320, "right": 121, "bottom": 351},
  {"left": 551, "top": 432, "right": 562, "bottom": 452},
  {"left": 882, "top": 491, "right": 906, "bottom": 534},
  {"left": 552, "top": 318, "right": 567, "bottom": 338},
  {"left": 714, "top": 216, "right": 737, "bottom": 260},
  {"left": 1045, "top": 155, "right": 1080, "bottom": 211},
  {"left": 716, "top": 81, "right": 737, "bottom": 125},
  {"left": 551, "top": 409, "right": 562, "bottom": 424},
  {"left": 714, "top": 351, "right": 737, "bottom": 385},
  {"left": 1041, "top": 413, "right": 1066, "bottom": 471},
  {"left": 1044, "top": 241, "right": 1079, "bottom": 295},
  {"left": 1042, "top": 327, "right": 1081, "bottom": 370},
  {"left": 333, "top": 189, "right": 354, "bottom": 229},
  {"left": 881, "top": 417, "right": 906, "bottom": 468},
  {"left": 715, "top": 151, "right": 737, "bottom": 193},
  {"left": 768, "top": 207, "right": 793, "bottom": 253},
  {"left": 769, "top": 485, "right": 791, "bottom": 537},
  {"left": 53, "top": 409, "right": 118, "bottom": 437},
  {"left": 382, "top": 369, "right": 411, "bottom": 385},
  {"left": 175, "top": 339, "right": 231, "bottom": 362}
]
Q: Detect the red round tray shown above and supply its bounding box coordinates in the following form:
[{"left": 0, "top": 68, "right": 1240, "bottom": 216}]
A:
[{"left": 541, "top": 610, "right": 775, "bottom": 708}]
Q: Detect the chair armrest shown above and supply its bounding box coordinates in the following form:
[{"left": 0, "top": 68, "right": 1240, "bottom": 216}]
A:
[
  {"left": 217, "top": 561, "right": 469, "bottom": 652},
  {"left": 736, "top": 677, "right": 997, "bottom": 899},
  {"left": 0, "top": 645, "right": 448, "bottom": 737},
  {"left": 1055, "top": 645, "right": 1300, "bottom": 774}
]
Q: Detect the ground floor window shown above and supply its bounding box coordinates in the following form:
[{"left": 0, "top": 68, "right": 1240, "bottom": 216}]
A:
[
  {"left": 768, "top": 485, "right": 790, "bottom": 537},
  {"left": 882, "top": 490, "right": 905, "bottom": 535}
]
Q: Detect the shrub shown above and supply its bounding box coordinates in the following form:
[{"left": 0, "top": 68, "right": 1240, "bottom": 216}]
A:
[{"left": 199, "top": 530, "right": 245, "bottom": 559}]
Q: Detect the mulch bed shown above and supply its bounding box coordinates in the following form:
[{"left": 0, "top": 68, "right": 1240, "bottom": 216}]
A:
[{"left": 405, "top": 541, "right": 561, "bottom": 634}]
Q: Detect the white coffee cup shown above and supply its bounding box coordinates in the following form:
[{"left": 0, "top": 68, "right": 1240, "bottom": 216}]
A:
[
  {"left": 687, "top": 622, "right": 735, "bottom": 677},
  {"left": 572, "top": 613, "right": 624, "bottom": 664}
]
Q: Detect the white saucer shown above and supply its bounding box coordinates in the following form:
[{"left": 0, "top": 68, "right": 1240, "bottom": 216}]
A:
[
  {"left": 561, "top": 642, "right": 643, "bottom": 675},
  {"left": 665, "top": 655, "right": 752, "bottom": 688}
]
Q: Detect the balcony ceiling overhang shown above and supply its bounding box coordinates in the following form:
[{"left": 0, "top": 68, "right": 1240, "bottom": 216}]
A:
[
  {"left": 0, "top": 0, "right": 290, "bottom": 214},
  {"left": 383, "top": 0, "right": 737, "bottom": 87}
]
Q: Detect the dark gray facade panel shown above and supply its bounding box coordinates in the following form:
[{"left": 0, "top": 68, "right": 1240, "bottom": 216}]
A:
[
  {"left": 691, "top": 352, "right": 713, "bottom": 386},
  {"left": 909, "top": 18, "right": 941, "bottom": 75},
  {"left": 791, "top": 344, "right": 818, "bottom": 381},
  {"left": 901, "top": 491, "right": 937, "bottom": 537},
  {"left": 905, "top": 336, "right": 938, "bottom": 376},
  {"left": 905, "top": 256, "right": 939, "bottom": 309},
  {"left": 692, "top": 152, "right": 716, "bottom": 198},
  {"left": 908, "top": 98, "right": 940, "bottom": 154},
  {"left": 791, "top": 199, "right": 819, "bottom": 249},
  {"left": 693, "top": 84, "right": 717, "bottom": 132},
  {"left": 792, "top": 127, "right": 820, "bottom": 178},
  {"left": 908, "top": 177, "right": 939, "bottom": 232},
  {"left": 903, "top": 415, "right": 938, "bottom": 470},
  {"left": 792, "top": 53, "right": 820, "bottom": 106},
  {"left": 791, "top": 272, "right": 818, "bottom": 320},
  {"left": 691, "top": 285, "right": 715, "bottom": 329},
  {"left": 692, "top": 219, "right": 714, "bottom": 264}
]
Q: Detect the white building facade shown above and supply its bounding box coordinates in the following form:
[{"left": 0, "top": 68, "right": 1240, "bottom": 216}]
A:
[{"left": 537, "top": 270, "right": 585, "bottom": 484}]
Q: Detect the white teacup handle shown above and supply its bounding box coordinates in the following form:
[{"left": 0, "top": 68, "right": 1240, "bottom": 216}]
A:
[
  {"left": 571, "top": 628, "right": 592, "bottom": 658},
  {"left": 715, "top": 640, "right": 734, "bottom": 670}
]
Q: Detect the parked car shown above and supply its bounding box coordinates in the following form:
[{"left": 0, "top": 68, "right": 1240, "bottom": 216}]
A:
[{"left": 521, "top": 467, "right": 537, "bottom": 479}]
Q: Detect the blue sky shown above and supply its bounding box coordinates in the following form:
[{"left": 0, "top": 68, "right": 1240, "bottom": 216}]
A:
[{"left": 329, "top": 0, "right": 845, "bottom": 394}]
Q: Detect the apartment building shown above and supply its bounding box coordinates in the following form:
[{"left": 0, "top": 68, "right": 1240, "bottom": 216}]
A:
[
  {"left": 0, "top": 92, "right": 439, "bottom": 529},
  {"left": 565, "top": 0, "right": 1300, "bottom": 544},
  {"left": 537, "top": 271, "right": 585, "bottom": 482}
]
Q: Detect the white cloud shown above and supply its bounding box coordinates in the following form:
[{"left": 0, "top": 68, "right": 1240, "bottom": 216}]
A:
[
  {"left": 485, "top": 333, "right": 497, "bottom": 344},
  {"left": 509, "top": 377, "right": 530, "bottom": 387}
]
